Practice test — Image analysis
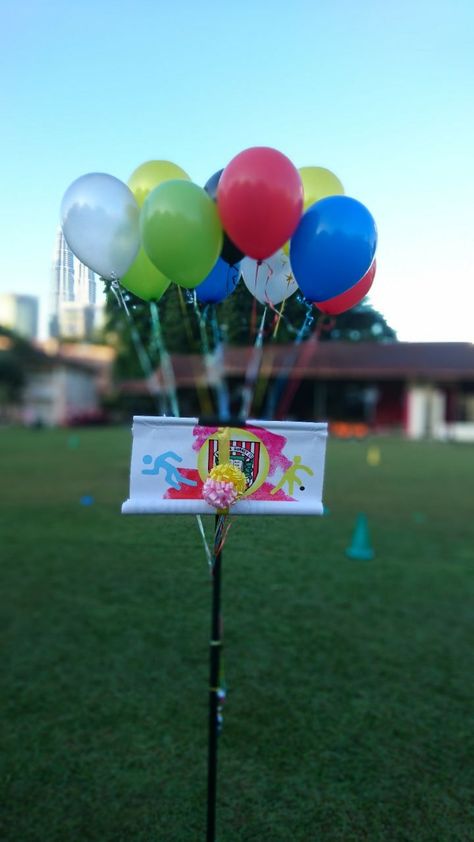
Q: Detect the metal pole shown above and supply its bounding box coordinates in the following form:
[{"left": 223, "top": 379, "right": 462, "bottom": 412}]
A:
[
  {"left": 206, "top": 514, "right": 222, "bottom": 842},
  {"left": 199, "top": 419, "right": 246, "bottom": 842}
]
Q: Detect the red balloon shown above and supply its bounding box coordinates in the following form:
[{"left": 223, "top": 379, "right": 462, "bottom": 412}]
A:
[
  {"left": 217, "top": 147, "right": 303, "bottom": 260},
  {"left": 314, "top": 260, "right": 376, "bottom": 315}
]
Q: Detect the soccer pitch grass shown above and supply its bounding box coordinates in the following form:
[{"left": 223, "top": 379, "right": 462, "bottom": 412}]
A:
[{"left": 1, "top": 428, "right": 473, "bottom": 841}]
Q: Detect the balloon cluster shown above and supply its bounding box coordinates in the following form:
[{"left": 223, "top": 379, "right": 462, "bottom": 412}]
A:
[{"left": 60, "top": 147, "right": 378, "bottom": 315}]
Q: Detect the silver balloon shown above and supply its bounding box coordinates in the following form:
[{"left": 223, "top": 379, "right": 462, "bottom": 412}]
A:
[
  {"left": 60, "top": 173, "right": 140, "bottom": 280},
  {"left": 241, "top": 249, "right": 299, "bottom": 305}
]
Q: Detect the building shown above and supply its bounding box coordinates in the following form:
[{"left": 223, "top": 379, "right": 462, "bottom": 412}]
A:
[
  {"left": 39, "top": 339, "right": 116, "bottom": 394},
  {"left": 0, "top": 336, "right": 102, "bottom": 426},
  {"left": 50, "top": 229, "right": 104, "bottom": 340},
  {"left": 0, "top": 293, "right": 39, "bottom": 340},
  {"left": 119, "top": 341, "right": 474, "bottom": 441},
  {"left": 22, "top": 354, "right": 101, "bottom": 427},
  {"left": 0, "top": 328, "right": 111, "bottom": 426},
  {"left": 56, "top": 302, "right": 104, "bottom": 340}
]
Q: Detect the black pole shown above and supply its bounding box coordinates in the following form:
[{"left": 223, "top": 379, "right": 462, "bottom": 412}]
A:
[
  {"left": 200, "top": 418, "right": 247, "bottom": 841},
  {"left": 207, "top": 514, "right": 222, "bottom": 842}
]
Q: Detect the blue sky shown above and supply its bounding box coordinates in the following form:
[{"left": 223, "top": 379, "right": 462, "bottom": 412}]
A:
[{"left": 1, "top": 0, "right": 473, "bottom": 340}]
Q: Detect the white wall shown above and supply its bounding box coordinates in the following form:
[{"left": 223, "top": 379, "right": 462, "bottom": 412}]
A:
[
  {"left": 406, "top": 384, "right": 446, "bottom": 439},
  {"left": 23, "top": 365, "right": 98, "bottom": 426}
]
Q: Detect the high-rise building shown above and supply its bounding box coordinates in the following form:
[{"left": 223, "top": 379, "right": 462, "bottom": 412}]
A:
[
  {"left": 0, "top": 293, "right": 39, "bottom": 340},
  {"left": 50, "top": 229, "right": 103, "bottom": 339}
]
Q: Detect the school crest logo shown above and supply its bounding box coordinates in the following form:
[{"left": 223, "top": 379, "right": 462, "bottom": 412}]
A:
[{"left": 198, "top": 428, "right": 269, "bottom": 496}]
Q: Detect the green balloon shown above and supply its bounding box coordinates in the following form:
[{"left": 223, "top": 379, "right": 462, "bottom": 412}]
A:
[
  {"left": 120, "top": 248, "right": 170, "bottom": 301},
  {"left": 140, "top": 180, "right": 223, "bottom": 288}
]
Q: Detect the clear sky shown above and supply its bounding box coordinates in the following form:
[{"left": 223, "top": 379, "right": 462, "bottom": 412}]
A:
[{"left": 1, "top": 0, "right": 473, "bottom": 341}]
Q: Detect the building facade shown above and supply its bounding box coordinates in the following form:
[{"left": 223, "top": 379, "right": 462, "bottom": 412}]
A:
[
  {"left": 0, "top": 293, "right": 39, "bottom": 340},
  {"left": 118, "top": 341, "right": 474, "bottom": 441},
  {"left": 50, "top": 229, "right": 103, "bottom": 339}
]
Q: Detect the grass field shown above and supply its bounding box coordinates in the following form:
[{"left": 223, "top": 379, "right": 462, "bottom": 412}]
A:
[{"left": 1, "top": 427, "right": 474, "bottom": 841}]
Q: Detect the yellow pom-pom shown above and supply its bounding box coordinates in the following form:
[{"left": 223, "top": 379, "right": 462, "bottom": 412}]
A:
[{"left": 209, "top": 462, "right": 246, "bottom": 494}]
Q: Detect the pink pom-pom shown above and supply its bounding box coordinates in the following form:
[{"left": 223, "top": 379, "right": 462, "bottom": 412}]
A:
[{"left": 202, "top": 478, "right": 239, "bottom": 510}]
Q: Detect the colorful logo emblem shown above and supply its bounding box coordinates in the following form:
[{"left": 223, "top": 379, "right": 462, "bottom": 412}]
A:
[{"left": 198, "top": 428, "right": 269, "bottom": 496}]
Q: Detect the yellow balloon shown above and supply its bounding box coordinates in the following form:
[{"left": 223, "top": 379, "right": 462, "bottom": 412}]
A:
[
  {"left": 120, "top": 248, "right": 170, "bottom": 302},
  {"left": 128, "top": 160, "right": 190, "bottom": 207},
  {"left": 299, "top": 166, "right": 344, "bottom": 211}
]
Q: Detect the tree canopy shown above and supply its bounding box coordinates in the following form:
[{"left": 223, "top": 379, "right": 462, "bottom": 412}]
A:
[{"left": 104, "top": 278, "right": 396, "bottom": 379}]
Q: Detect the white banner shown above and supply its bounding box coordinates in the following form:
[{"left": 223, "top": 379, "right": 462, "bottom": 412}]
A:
[{"left": 122, "top": 416, "right": 328, "bottom": 516}]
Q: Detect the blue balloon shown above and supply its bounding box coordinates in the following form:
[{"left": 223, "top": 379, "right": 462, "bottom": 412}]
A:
[
  {"left": 195, "top": 257, "right": 240, "bottom": 304},
  {"left": 290, "top": 196, "right": 377, "bottom": 302}
]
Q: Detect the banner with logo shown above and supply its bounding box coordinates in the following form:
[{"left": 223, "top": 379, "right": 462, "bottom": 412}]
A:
[{"left": 122, "top": 416, "right": 328, "bottom": 516}]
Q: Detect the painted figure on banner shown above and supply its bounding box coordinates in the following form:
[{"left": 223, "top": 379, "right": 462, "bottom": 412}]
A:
[
  {"left": 142, "top": 451, "right": 198, "bottom": 490},
  {"left": 270, "top": 455, "right": 314, "bottom": 496}
]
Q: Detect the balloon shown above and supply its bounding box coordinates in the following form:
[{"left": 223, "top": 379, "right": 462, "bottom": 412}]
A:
[
  {"left": 299, "top": 166, "right": 344, "bottom": 211},
  {"left": 141, "top": 180, "right": 223, "bottom": 288},
  {"left": 204, "top": 169, "right": 244, "bottom": 265},
  {"left": 195, "top": 257, "right": 240, "bottom": 304},
  {"left": 314, "top": 260, "right": 376, "bottom": 315},
  {"left": 203, "top": 170, "right": 222, "bottom": 202},
  {"left": 60, "top": 173, "right": 140, "bottom": 280},
  {"left": 120, "top": 248, "right": 171, "bottom": 302},
  {"left": 290, "top": 196, "right": 377, "bottom": 302},
  {"left": 217, "top": 147, "right": 303, "bottom": 260},
  {"left": 128, "top": 160, "right": 190, "bottom": 207},
  {"left": 241, "top": 249, "right": 298, "bottom": 305}
]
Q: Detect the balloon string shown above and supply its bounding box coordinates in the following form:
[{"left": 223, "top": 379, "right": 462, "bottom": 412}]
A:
[
  {"left": 264, "top": 300, "right": 315, "bottom": 419},
  {"left": 108, "top": 282, "right": 214, "bottom": 576},
  {"left": 149, "top": 301, "right": 180, "bottom": 417},
  {"left": 177, "top": 285, "right": 196, "bottom": 350},
  {"left": 273, "top": 298, "right": 286, "bottom": 339},
  {"left": 273, "top": 306, "right": 336, "bottom": 420},
  {"left": 175, "top": 288, "right": 212, "bottom": 415},
  {"left": 109, "top": 281, "right": 166, "bottom": 415},
  {"left": 196, "top": 513, "right": 213, "bottom": 572},
  {"left": 208, "top": 304, "right": 231, "bottom": 419},
  {"left": 192, "top": 296, "right": 223, "bottom": 417},
  {"left": 249, "top": 297, "right": 257, "bottom": 341},
  {"left": 249, "top": 260, "right": 262, "bottom": 339},
  {"left": 213, "top": 512, "right": 233, "bottom": 562},
  {"left": 251, "top": 302, "right": 286, "bottom": 415},
  {"left": 251, "top": 290, "right": 298, "bottom": 416},
  {"left": 316, "top": 314, "right": 337, "bottom": 338},
  {"left": 227, "top": 262, "right": 241, "bottom": 297},
  {"left": 257, "top": 257, "right": 293, "bottom": 335},
  {"left": 240, "top": 306, "right": 267, "bottom": 419},
  {"left": 261, "top": 257, "right": 274, "bottom": 309}
]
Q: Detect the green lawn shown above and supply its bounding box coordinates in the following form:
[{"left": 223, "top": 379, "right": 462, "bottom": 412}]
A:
[{"left": 1, "top": 428, "right": 473, "bottom": 841}]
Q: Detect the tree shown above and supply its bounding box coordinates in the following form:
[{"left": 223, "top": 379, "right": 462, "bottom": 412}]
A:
[
  {"left": 318, "top": 298, "right": 397, "bottom": 342},
  {"left": 102, "top": 279, "right": 397, "bottom": 379},
  {"left": 103, "top": 284, "right": 203, "bottom": 379},
  {"left": 0, "top": 327, "right": 41, "bottom": 413}
]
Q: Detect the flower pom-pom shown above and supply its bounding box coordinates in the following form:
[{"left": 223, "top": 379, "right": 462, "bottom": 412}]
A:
[
  {"left": 202, "top": 478, "right": 238, "bottom": 510},
  {"left": 202, "top": 463, "right": 246, "bottom": 510},
  {"left": 209, "top": 463, "right": 246, "bottom": 494}
]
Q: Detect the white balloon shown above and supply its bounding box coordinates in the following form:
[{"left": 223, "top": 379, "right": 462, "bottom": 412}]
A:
[
  {"left": 60, "top": 173, "right": 140, "bottom": 280},
  {"left": 241, "top": 250, "right": 299, "bottom": 305}
]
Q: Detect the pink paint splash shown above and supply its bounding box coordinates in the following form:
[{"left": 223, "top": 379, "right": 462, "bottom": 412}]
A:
[{"left": 164, "top": 468, "right": 203, "bottom": 500}]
